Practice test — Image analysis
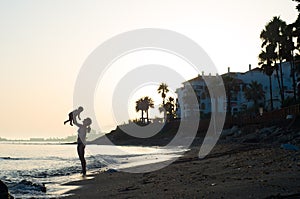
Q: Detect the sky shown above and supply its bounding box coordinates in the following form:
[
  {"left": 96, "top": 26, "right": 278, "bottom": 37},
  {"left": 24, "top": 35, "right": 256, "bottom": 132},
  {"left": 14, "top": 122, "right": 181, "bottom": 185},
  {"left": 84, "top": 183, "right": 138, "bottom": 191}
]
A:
[{"left": 0, "top": 0, "right": 298, "bottom": 139}]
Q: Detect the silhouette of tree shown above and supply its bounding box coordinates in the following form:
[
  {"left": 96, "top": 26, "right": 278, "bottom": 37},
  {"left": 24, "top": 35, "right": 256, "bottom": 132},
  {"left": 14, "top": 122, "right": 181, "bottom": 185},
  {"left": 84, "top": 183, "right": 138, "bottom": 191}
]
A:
[
  {"left": 285, "top": 0, "right": 300, "bottom": 100},
  {"left": 157, "top": 83, "right": 169, "bottom": 105},
  {"left": 165, "top": 97, "right": 176, "bottom": 121},
  {"left": 143, "top": 96, "right": 154, "bottom": 124},
  {"left": 292, "top": 0, "right": 300, "bottom": 50},
  {"left": 293, "top": 0, "right": 300, "bottom": 12},
  {"left": 259, "top": 45, "right": 277, "bottom": 110},
  {"left": 260, "top": 16, "right": 287, "bottom": 104},
  {"left": 281, "top": 23, "right": 298, "bottom": 101},
  {"left": 136, "top": 98, "right": 146, "bottom": 123},
  {"left": 135, "top": 97, "right": 154, "bottom": 124},
  {"left": 260, "top": 0, "right": 300, "bottom": 104},
  {"left": 291, "top": 0, "right": 300, "bottom": 89},
  {"left": 244, "top": 81, "right": 265, "bottom": 109}
]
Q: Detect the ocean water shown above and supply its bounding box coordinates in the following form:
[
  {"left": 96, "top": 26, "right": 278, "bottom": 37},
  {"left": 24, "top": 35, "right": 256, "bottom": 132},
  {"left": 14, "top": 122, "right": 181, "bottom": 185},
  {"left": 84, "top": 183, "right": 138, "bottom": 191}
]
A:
[{"left": 0, "top": 142, "right": 185, "bottom": 198}]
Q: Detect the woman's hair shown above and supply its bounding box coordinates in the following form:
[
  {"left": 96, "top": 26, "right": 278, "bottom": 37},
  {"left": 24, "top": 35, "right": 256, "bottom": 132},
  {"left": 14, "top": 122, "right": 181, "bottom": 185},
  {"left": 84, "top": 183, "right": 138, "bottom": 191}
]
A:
[{"left": 84, "top": 118, "right": 92, "bottom": 126}]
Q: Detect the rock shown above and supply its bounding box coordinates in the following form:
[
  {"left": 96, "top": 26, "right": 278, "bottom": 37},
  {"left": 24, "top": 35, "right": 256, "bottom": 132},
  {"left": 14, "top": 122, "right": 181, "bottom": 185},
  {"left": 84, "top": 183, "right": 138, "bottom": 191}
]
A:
[
  {"left": 220, "top": 129, "right": 232, "bottom": 138},
  {"left": 13, "top": 180, "right": 46, "bottom": 193},
  {"left": 270, "top": 128, "right": 282, "bottom": 137},
  {"left": 0, "top": 180, "right": 8, "bottom": 194},
  {"left": 221, "top": 126, "right": 239, "bottom": 138},
  {"left": 281, "top": 144, "right": 299, "bottom": 151},
  {"left": 278, "top": 135, "right": 291, "bottom": 143},
  {"left": 241, "top": 134, "right": 259, "bottom": 143},
  {"left": 0, "top": 180, "right": 14, "bottom": 199},
  {"left": 260, "top": 126, "right": 276, "bottom": 135},
  {"left": 259, "top": 132, "right": 268, "bottom": 141},
  {"left": 233, "top": 130, "right": 243, "bottom": 137},
  {"left": 230, "top": 126, "right": 239, "bottom": 135}
]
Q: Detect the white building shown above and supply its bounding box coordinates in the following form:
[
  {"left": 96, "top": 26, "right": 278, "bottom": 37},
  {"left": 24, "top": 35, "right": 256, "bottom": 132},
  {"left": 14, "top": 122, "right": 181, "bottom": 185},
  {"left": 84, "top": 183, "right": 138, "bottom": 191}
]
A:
[
  {"left": 176, "top": 74, "right": 226, "bottom": 119},
  {"left": 231, "top": 62, "right": 295, "bottom": 110},
  {"left": 176, "top": 62, "right": 296, "bottom": 119}
]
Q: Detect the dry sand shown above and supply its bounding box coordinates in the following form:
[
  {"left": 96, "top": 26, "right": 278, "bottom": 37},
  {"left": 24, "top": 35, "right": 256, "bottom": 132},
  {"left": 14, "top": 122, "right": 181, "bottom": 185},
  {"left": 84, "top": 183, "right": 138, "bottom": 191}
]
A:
[{"left": 64, "top": 143, "right": 300, "bottom": 198}]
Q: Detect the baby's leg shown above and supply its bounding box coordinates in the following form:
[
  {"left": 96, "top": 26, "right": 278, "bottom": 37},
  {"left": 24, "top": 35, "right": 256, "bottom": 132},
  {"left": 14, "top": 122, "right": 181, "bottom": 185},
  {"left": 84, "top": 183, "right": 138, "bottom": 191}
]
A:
[
  {"left": 64, "top": 115, "right": 71, "bottom": 125},
  {"left": 69, "top": 115, "right": 74, "bottom": 126}
]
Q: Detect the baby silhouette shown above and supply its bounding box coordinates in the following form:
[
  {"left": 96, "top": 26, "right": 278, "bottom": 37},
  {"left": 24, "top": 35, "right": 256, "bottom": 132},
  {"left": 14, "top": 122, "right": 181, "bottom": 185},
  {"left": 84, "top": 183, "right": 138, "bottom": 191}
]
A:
[{"left": 64, "top": 106, "right": 84, "bottom": 126}]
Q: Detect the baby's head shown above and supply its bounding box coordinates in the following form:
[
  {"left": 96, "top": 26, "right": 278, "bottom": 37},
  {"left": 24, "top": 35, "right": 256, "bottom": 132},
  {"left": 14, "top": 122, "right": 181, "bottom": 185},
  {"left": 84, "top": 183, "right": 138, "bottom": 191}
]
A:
[
  {"left": 78, "top": 106, "right": 84, "bottom": 112},
  {"left": 83, "top": 117, "right": 92, "bottom": 126}
]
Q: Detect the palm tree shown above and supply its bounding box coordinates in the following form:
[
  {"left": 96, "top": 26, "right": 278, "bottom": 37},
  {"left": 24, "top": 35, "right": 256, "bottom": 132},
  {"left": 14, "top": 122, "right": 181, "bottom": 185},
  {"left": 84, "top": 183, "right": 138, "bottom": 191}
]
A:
[
  {"left": 292, "top": 0, "right": 300, "bottom": 50},
  {"left": 293, "top": 0, "right": 300, "bottom": 12},
  {"left": 281, "top": 23, "right": 298, "bottom": 101},
  {"left": 261, "top": 62, "right": 274, "bottom": 110},
  {"left": 292, "top": 0, "right": 300, "bottom": 98},
  {"left": 157, "top": 83, "right": 169, "bottom": 105},
  {"left": 135, "top": 98, "right": 145, "bottom": 123},
  {"left": 283, "top": 0, "right": 300, "bottom": 101},
  {"left": 259, "top": 44, "right": 277, "bottom": 110},
  {"left": 143, "top": 96, "right": 154, "bottom": 124},
  {"left": 135, "top": 97, "right": 154, "bottom": 124},
  {"left": 260, "top": 16, "right": 287, "bottom": 104},
  {"left": 165, "top": 97, "right": 175, "bottom": 121},
  {"left": 244, "top": 81, "right": 265, "bottom": 109}
]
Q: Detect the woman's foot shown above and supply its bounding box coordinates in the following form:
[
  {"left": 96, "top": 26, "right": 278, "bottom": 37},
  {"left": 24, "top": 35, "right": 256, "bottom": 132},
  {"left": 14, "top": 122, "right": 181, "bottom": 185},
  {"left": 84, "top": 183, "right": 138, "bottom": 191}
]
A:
[{"left": 80, "top": 171, "right": 86, "bottom": 176}]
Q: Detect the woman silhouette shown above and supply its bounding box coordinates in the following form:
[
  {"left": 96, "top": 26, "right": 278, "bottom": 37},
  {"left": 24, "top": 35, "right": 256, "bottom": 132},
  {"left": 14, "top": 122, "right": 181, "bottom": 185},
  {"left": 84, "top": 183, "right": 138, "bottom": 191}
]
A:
[{"left": 73, "top": 116, "right": 92, "bottom": 176}]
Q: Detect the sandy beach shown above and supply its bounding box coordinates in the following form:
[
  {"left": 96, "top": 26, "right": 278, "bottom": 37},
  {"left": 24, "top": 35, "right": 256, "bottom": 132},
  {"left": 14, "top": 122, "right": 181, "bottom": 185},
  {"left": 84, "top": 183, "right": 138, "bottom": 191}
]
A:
[{"left": 64, "top": 141, "right": 300, "bottom": 198}]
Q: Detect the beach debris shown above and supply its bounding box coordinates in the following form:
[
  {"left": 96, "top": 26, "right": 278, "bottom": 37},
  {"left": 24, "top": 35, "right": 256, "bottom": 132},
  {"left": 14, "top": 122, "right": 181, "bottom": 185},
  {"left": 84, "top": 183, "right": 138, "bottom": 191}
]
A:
[{"left": 281, "top": 144, "right": 299, "bottom": 151}]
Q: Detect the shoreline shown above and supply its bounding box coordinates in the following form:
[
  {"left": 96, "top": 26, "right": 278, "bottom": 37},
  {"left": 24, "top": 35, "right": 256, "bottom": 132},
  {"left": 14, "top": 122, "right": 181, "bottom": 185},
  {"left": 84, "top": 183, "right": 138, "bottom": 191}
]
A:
[
  {"left": 3, "top": 121, "right": 300, "bottom": 198},
  {"left": 62, "top": 142, "right": 300, "bottom": 198},
  {"left": 59, "top": 145, "right": 188, "bottom": 197}
]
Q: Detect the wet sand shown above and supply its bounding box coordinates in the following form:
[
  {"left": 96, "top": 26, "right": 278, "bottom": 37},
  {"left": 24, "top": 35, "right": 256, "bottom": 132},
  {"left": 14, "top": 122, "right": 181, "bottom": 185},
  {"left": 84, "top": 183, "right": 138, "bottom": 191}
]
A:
[{"left": 64, "top": 143, "right": 300, "bottom": 198}]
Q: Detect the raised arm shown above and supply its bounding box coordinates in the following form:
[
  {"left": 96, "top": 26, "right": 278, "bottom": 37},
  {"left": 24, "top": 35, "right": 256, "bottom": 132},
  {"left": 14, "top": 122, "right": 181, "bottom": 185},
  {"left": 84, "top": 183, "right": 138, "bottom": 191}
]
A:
[{"left": 73, "top": 114, "right": 83, "bottom": 128}]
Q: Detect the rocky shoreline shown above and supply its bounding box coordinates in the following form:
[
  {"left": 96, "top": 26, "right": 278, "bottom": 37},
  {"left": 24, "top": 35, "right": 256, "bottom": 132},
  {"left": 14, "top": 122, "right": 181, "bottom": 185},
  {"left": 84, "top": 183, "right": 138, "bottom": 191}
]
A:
[{"left": 91, "top": 115, "right": 300, "bottom": 148}]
